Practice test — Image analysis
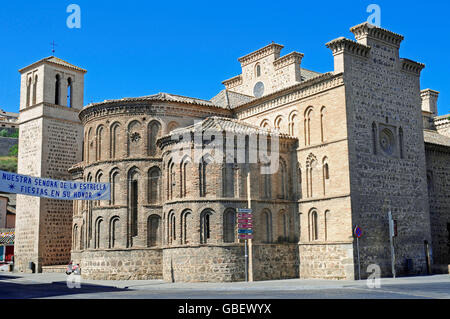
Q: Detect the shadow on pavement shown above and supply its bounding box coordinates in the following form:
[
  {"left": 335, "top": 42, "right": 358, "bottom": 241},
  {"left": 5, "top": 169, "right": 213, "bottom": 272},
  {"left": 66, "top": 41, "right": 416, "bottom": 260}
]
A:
[{"left": 0, "top": 278, "right": 129, "bottom": 299}]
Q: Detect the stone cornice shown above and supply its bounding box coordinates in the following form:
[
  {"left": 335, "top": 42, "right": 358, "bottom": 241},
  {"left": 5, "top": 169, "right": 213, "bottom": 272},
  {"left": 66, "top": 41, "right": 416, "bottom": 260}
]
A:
[
  {"left": 350, "top": 22, "right": 404, "bottom": 48},
  {"left": 235, "top": 72, "right": 344, "bottom": 118},
  {"left": 325, "top": 37, "right": 371, "bottom": 58},
  {"left": 222, "top": 74, "right": 243, "bottom": 89},
  {"left": 421, "top": 88, "right": 439, "bottom": 99},
  {"left": 19, "top": 56, "right": 87, "bottom": 74},
  {"left": 273, "top": 52, "right": 304, "bottom": 70},
  {"left": 79, "top": 100, "right": 232, "bottom": 125},
  {"left": 238, "top": 43, "right": 284, "bottom": 67},
  {"left": 400, "top": 58, "right": 425, "bottom": 75}
]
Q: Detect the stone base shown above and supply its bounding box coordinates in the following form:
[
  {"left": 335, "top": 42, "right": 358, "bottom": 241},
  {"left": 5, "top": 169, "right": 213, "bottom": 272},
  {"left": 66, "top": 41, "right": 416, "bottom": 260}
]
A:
[
  {"left": 73, "top": 248, "right": 163, "bottom": 280},
  {"left": 299, "top": 242, "right": 354, "bottom": 280},
  {"left": 163, "top": 243, "right": 299, "bottom": 283}
]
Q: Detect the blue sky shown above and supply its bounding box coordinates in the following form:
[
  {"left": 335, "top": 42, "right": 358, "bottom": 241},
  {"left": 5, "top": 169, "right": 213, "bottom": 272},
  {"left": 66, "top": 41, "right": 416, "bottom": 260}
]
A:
[{"left": 0, "top": 0, "right": 449, "bottom": 115}]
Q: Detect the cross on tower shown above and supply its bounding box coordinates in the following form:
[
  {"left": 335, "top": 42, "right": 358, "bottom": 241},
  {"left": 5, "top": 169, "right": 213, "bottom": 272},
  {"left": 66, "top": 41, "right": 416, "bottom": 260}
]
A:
[{"left": 50, "top": 41, "right": 57, "bottom": 54}]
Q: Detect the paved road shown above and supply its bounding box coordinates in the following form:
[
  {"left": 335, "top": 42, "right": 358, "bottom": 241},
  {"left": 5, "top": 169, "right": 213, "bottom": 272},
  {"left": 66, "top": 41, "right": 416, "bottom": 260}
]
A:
[{"left": 0, "top": 271, "right": 449, "bottom": 299}]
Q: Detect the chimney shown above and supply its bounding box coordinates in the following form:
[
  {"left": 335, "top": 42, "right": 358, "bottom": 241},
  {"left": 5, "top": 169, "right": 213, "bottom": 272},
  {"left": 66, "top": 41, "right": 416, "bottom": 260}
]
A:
[{"left": 421, "top": 89, "right": 439, "bottom": 116}]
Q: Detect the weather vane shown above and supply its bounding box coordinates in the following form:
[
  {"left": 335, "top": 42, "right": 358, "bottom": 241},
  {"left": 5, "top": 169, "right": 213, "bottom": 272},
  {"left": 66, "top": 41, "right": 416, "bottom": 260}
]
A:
[{"left": 50, "top": 40, "right": 57, "bottom": 54}]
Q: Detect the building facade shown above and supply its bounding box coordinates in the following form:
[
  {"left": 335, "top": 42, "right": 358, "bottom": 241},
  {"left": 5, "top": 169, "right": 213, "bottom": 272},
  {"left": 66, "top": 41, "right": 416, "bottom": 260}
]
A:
[{"left": 15, "top": 22, "right": 450, "bottom": 281}]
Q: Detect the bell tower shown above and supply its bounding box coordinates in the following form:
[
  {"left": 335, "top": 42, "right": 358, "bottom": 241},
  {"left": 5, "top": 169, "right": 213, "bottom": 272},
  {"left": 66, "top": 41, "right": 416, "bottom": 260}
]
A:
[{"left": 14, "top": 57, "right": 86, "bottom": 273}]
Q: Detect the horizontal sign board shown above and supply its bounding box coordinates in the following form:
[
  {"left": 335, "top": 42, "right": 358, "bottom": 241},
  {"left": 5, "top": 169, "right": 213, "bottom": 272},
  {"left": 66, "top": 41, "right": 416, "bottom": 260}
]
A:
[
  {"left": 238, "top": 218, "right": 252, "bottom": 223},
  {"left": 237, "top": 213, "right": 252, "bottom": 219},
  {"left": 238, "top": 223, "right": 253, "bottom": 229},
  {"left": 238, "top": 229, "right": 253, "bottom": 234},
  {"left": 238, "top": 234, "right": 253, "bottom": 239},
  {"left": 237, "top": 208, "right": 252, "bottom": 213},
  {"left": 0, "top": 170, "right": 111, "bottom": 201}
]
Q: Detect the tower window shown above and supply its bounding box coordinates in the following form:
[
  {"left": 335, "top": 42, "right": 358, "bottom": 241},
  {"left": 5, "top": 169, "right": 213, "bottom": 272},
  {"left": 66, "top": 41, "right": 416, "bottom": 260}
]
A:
[
  {"left": 67, "top": 77, "right": 73, "bottom": 107},
  {"left": 256, "top": 64, "right": 261, "bottom": 77},
  {"left": 55, "top": 74, "right": 61, "bottom": 105}
]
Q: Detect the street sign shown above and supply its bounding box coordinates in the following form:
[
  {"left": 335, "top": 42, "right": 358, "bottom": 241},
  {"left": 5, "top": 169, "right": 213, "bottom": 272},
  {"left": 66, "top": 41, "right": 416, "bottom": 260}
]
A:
[
  {"left": 238, "top": 229, "right": 253, "bottom": 234},
  {"left": 237, "top": 213, "right": 252, "bottom": 219},
  {"left": 238, "top": 223, "right": 253, "bottom": 229},
  {"left": 237, "top": 208, "right": 252, "bottom": 213},
  {"left": 238, "top": 218, "right": 252, "bottom": 223},
  {"left": 238, "top": 234, "right": 253, "bottom": 239},
  {"left": 354, "top": 226, "right": 362, "bottom": 238}
]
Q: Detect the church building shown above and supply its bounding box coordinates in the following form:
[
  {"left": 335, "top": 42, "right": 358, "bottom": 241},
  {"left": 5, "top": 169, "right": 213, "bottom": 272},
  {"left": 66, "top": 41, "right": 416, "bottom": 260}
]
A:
[{"left": 13, "top": 22, "right": 450, "bottom": 281}]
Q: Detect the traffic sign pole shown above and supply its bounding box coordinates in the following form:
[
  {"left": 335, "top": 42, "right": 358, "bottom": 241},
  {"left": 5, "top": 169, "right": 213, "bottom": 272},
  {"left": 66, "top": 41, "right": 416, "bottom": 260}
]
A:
[
  {"left": 354, "top": 225, "right": 362, "bottom": 280},
  {"left": 247, "top": 169, "right": 253, "bottom": 282},
  {"left": 388, "top": 211, "right": 396, "bottom": 278}
]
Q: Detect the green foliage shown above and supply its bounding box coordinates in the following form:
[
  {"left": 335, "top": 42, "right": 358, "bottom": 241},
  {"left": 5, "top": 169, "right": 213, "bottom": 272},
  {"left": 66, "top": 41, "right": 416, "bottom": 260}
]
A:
[
  {"left": 0, "top": 129, "right": 18, "bottom": 138},
  {"left": 8, "top": 144, "right": 18, "bottom": 157},
  {"left": 0, "top": 156, "right": 17, "bottom": 173}
]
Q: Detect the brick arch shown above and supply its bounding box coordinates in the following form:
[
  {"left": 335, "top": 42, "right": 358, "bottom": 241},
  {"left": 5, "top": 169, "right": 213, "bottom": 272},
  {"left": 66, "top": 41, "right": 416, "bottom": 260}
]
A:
[{"left": 109, "top": 216, "right": 120, "bottom": 248}]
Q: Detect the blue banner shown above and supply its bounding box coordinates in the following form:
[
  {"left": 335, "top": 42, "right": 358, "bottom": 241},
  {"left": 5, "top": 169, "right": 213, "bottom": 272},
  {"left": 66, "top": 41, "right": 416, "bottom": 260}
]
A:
[{"left": 0, "top": 170, "right": 110, "bottom": 201}]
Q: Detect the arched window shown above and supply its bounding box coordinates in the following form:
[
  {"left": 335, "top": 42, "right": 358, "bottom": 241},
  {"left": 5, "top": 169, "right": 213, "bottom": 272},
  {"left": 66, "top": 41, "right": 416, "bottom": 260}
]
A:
[
  {"left": 167, "top": 121, "right": 179, "bottom": 133},
  {"left": 96, "top": 125, "right": 105, "bottom": 161},
  {"left": 87, "top": 128, "right": 93, "bottom": 163},
  {"left": 110, "top": 169, "right": 120, "bottom": 205},
  {"left": 67, "top": 77, "right": 73, "bottom": 107},
  {"left": 322, "top": 157, "right": 329, "bottom": 196},
  {"left": 95, "top": 170, "right": 103, "bottom": 206},
  {"left": 297, "top": 163, "right": 302, "bottom": 199},
  {"left": 180, "top": 157, "right": 191, "bottom": 198},
  {"left": 324, "top": 210, "right": 330, "bottom": 241},
  {"left": 255, "top": 64, "right": 261, "bottom": 77},
  {"left": 147, "top": 215, "right": 161, "bottom": 247},
  {"left": 128, "top": 168, "right": 140, "bottom": 237},
  {"left": 278, "top": 210, "right": 289, "bottom": 242},
  {"left": 110, "top": 122, "right": 121, "bottom": 159},
  {"left": 32, "top": 75, "right": 38, "bottom": 106},
  {"left": 55, "top": 74, "right": 61, "bottom": 105},
  {"left": 109, "top": 216, "right": 120, "bottom": 248},
  {"left": 261, "top": 210, "right": 272, "bottom": 243},
  {"left": 289, "top": 111, "right": 298, "bottom": 136},
  {"left": 372, "top": 122, "right": 377, "bottom": 155},
  {"left": 180, "top": 210, "right": 192, "bottom": 244},
  {"left": 304, "top": 107, "right": 313, "bottom": 146},
  {"left": 199, "top": 156, "right": 211, "bottom": 197},
  {"left": 223, "top": 209, "right": 236, "bottom": 243},
  {"left": 167, "top": 159, "right": 175, "bottom": 200},
  {"left": 306, "top": 153, "right": 317, "bottom": 198},
  {"left": 168, "top": 211, "right": 176, "bottom": 244},
  {"left": 148, "top": 166, "right": 161, "bottom": 204},
  {"left": 320, "top": 106, "right": 326, "bottom": 143},
  {"left": 222, "top": 163, "right": 234, "bottom": 197},
  {"left": 399, "top": 127, "right": 404, "bottom": 159},
  {"left": 148, "top": 121, "right": 161, "bottom": 156},
  {"left": 309, "top": 210, "right": 318, "bottom": 241},
  {"left": 262, "top": 167, "right": 272, "bottom": 199},
  {"left": 26, "top": 77, "right": 32, "bottom": 107},
  {"left": 200, "top": 210, "right": 213, "bottom": 244},
  {"left": 279, "top": 158, "right": 287, "bottom": 199},
  {"left": 95, "top": 217, "right": 103, "bottom": 249},
  {"left": 260, "top": 119, "right": 270, "bottom": 129},
  {"left": 274, "top": 116, "right": 284, "bottom": 133}
]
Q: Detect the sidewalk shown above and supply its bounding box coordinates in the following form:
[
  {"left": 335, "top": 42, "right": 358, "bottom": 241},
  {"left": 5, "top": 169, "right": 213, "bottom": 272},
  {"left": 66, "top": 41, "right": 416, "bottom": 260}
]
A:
[{"left": 1, "top": 271, "right": 449, "bottom": 292}]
